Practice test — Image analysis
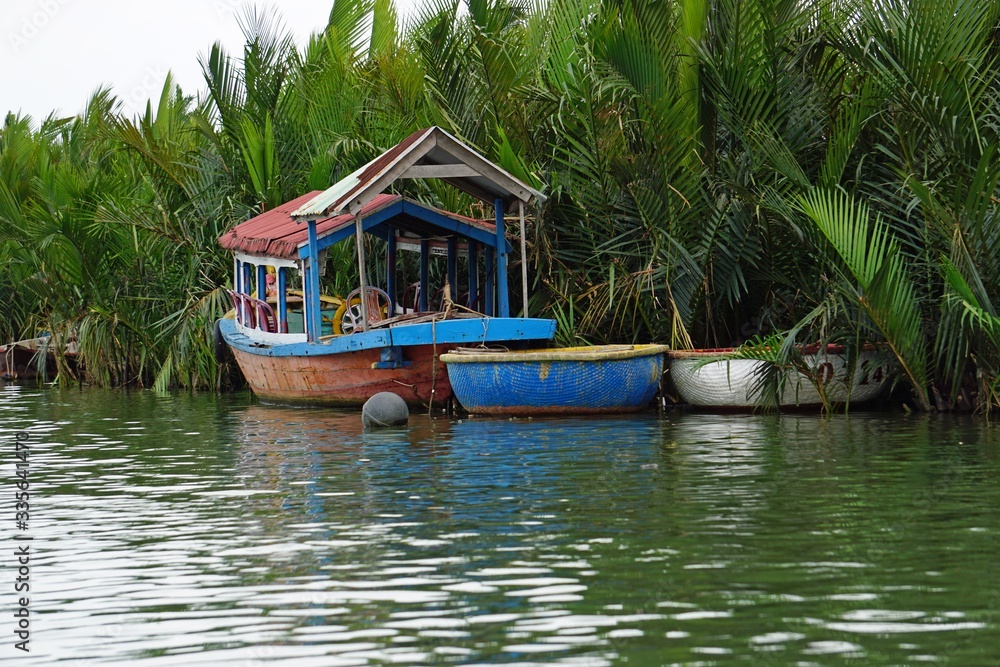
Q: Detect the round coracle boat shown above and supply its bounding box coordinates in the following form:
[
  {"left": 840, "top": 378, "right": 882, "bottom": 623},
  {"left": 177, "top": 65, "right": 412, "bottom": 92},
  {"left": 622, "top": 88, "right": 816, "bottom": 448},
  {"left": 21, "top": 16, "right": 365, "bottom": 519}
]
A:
[
  {"left": 442, "top": 344, "right": 670, "bottom": 415},
  {"left": 668, "top": 345, "right": 891, "bottom": 408}
]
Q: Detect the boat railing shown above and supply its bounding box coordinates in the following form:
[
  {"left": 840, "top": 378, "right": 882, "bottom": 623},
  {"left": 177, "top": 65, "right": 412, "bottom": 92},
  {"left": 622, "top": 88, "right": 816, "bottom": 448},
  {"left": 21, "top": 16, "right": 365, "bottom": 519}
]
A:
[{"left": 226, "top": 290, "right": 279, "bottom": 333}]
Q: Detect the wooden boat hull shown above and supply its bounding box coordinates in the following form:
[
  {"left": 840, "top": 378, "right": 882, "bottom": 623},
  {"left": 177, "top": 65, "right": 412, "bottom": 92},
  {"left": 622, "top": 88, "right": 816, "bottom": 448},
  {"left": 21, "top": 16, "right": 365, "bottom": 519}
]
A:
[
  {"left": 0, "top": 337, "right": 78, "bottom": 381},
  {"left": 669, "top": 348, "right": 890, "bottom": 408},
  {"left": 220, "top": 316, "right": 556, "bottom": 408},
  {"left": 231, "top": 344, "right": 451, "bottom": 407},
  {"left": 441, "top": 345, "right": 669, "bottom": 416}
]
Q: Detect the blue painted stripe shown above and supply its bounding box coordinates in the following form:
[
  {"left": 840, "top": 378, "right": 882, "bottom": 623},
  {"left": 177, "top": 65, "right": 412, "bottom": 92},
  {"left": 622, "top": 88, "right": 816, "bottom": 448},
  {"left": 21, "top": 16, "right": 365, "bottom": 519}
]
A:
[
  {"left": 388, "top": 318, "right": 556, "bottom": 347},
  {"left": 220, "top": 317, "right": 556, "bottom": 358}
]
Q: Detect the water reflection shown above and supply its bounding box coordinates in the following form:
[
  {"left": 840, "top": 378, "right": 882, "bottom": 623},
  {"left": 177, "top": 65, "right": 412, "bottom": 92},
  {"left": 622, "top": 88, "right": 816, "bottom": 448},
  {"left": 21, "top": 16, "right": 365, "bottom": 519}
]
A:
[{"left": 2, "top": 387, "right": 999, "bottom": 665}]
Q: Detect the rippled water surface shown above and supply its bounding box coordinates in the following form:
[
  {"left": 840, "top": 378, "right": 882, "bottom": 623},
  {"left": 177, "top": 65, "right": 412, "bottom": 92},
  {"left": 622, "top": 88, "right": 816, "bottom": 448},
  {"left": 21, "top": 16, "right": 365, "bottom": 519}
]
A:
[{"left": 3, "top": 386, "right": 1000, "bottom": 665}]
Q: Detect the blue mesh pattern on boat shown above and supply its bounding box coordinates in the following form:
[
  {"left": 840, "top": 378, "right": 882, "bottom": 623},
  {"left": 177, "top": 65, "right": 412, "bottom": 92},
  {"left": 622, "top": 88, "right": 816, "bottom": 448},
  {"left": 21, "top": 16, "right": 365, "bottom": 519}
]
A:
[{"left": 446, "top": 354, "right": 664, "bottom": 414}]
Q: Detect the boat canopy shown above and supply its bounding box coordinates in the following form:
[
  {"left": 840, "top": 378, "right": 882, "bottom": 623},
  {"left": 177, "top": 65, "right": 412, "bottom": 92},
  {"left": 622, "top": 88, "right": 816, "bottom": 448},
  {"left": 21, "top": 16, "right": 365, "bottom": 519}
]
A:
[
  {"left": 218, "top": 128, "right": 545, "bottom": 342},
  {"left": 219, "top": 192, "right": 504, "bottom": 261},
  {"left": 291, "top": 126, "right": 545, "bottom": 221}
]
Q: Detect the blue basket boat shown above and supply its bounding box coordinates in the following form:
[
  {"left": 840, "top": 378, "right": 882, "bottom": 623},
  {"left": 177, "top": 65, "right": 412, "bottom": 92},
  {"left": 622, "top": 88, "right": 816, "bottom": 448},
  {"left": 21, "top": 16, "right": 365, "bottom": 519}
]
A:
[{"left": 440, "top": 344, "right": 669, "bottom": 416}]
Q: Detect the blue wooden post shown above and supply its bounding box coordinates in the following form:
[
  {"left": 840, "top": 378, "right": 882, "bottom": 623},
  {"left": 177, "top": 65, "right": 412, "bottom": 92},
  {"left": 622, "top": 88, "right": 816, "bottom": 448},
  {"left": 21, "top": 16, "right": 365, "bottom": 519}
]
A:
[
  {"left": 241, "top": 262, "right": 252, "bottom": 295},
  {"left": 495, "top": 198, "right": 509, "bottom": 317},
  {"left": 447, "top": 237, "right": 457, "bottom": 304},
  {"left": 256, "top": 264, "right": 267, "bottom": 301},
  {"left": 233, "top": 259, "right": 243, "bottom": 324},
  {"left": 419, "top": 239, "right": 429, "bottom": 312},
  {"left": 484, "top": 246, "right": 495, "bottom": 317},
  {"left": 387, "top": 226, "right": 397, "bottom": 314},
  {"left": 303, "top": 259, "right": 313, "bottom": 339},
  {"left": 277, "top": 267, "right": 287, "bottom": 333},
  {"left": 307, "top": 220, "right": 322, "bottom": 342},
  {"left": 468, "top": 241, "right": 478, "bottom": 310}
]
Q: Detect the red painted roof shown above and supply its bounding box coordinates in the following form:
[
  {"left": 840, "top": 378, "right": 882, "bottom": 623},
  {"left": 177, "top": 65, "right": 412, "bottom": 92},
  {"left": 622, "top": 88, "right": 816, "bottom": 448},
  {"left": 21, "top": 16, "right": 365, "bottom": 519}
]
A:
[
  {"left": 218, "top": 192, "right": 498, "bottom": 260},
  {"left": 218, "top": 192, "right": 400, "bottom": 259}
]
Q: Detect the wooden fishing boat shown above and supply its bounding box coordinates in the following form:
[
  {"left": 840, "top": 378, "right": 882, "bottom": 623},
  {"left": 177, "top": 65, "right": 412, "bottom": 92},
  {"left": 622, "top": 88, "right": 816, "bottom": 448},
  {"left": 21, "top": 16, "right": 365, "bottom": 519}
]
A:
[
  {"left": 0, "top": 335, "right": 78, "bottom": 381},
  {"left": 668, "top": 345, "right": 891, "bottom": 408},
  {"left": 441, "top": 344, "right": 669, "bottom": 415},
  {"left": 217, "top": 127, "right": 556, "bottom": 407}
]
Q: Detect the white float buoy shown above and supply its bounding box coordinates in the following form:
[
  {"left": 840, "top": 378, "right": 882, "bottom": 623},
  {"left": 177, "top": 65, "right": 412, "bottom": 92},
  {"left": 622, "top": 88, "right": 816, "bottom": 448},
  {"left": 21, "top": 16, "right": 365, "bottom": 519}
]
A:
[{"left": 362, "top": 392, "right": 409, "bottom": 428}]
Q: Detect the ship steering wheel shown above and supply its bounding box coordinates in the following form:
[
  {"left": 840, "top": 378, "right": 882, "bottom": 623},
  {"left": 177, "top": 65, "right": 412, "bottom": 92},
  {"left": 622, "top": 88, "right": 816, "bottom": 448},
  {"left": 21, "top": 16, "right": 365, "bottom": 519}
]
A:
[{"left": 338, "top": 287, "right": 391, "bottom": 335}]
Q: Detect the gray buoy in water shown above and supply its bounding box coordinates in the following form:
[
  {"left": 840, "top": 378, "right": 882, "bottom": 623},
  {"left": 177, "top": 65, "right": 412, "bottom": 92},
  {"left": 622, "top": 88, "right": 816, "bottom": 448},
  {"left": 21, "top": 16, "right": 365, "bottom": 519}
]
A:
[{"left": 362, "top": 392, "right": 409, "bottom": 428}]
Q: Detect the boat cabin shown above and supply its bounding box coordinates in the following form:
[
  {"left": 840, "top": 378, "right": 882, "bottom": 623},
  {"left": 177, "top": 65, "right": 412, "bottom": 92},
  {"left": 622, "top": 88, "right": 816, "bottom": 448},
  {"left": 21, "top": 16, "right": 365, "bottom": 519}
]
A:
[
  {"left": 219, "top": 193, "right": 519, "bottom": 343},
  {"left": 217, "top": 126, "right": 547, "bottom": 347}
]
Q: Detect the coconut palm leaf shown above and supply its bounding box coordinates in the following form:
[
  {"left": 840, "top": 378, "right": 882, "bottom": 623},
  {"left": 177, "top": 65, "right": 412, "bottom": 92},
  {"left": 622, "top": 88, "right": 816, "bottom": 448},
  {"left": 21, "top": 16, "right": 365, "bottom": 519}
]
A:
[{"left": 800, "top": 186, "right": 930, "bottom": 409}]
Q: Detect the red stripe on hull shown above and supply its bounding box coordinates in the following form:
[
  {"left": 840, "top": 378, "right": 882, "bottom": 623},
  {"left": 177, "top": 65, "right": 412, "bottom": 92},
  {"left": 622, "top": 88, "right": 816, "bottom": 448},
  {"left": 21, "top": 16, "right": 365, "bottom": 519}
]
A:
[{"left": 230, "top": 345, "right": 452, "bottom": 407}]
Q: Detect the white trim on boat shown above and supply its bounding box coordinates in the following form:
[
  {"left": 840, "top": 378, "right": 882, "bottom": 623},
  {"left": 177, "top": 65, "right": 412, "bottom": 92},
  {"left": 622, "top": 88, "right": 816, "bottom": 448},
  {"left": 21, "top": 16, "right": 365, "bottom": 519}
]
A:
[
  {"left": 234, "top": 253, "right": 301, "bottom": 270},
  {"left": 234, "top": 320, "right": 307, "bottom": 345}
]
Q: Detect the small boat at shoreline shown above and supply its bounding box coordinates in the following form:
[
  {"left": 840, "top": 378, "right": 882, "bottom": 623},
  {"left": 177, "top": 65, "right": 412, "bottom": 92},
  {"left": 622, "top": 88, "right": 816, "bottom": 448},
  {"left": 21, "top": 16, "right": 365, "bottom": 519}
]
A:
[
  {"left": 668, "top": 345, "right": 891, "bottom": 409},
  {"left": 441, "top": 344, "right": 669, "bottom": 415},
  {"left": 0, "top": 335, "right": 78, "bottom": 382},
  {"left": 216, "top": 127, "right": 556, "bottom": 407}
]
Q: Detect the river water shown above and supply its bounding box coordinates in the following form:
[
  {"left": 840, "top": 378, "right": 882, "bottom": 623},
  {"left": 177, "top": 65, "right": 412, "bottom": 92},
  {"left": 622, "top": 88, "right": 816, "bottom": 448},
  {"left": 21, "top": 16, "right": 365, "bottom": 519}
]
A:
[{"left": 2, "top": 385, "right": 999, "bottom": 665}]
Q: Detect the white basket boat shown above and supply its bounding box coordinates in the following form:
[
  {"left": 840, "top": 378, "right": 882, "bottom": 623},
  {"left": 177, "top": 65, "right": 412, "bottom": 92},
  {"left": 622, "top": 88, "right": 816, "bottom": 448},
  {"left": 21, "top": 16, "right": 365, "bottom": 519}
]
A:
[{"left": 668, "top": 345, "right": 891, "bottom": 408}]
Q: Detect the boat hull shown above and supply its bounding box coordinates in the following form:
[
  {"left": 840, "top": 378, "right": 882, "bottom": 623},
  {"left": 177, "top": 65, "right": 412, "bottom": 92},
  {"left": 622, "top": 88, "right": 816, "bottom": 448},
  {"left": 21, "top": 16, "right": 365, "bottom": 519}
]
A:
[
  {"left": 669, "top": 349, "right": 890, "bottom": 408},
  {"left": 441, "top": 345, "right": 669, "bottom": 416},
  {"left": 219, "top": 316, "right": 556, "bottom": 408},
  {"left": 0, "top": 337, "right": 78, "bottom": 381},
  {"left": 231, "top": 344, "right": 451, "bottom": 407}
]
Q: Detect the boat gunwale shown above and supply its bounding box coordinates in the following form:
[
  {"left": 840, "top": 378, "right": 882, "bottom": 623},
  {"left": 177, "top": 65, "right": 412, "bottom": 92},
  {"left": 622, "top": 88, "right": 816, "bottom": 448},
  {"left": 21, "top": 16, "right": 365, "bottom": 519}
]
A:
[
  {"left": 441, "top": 344, "right": 670, "bottom": 364},
  {"left": 219, "top": 316, "right": 556, "bottom": 357},
  {"left": 667, "top": 342, "right": 884, "bottom": 359}
]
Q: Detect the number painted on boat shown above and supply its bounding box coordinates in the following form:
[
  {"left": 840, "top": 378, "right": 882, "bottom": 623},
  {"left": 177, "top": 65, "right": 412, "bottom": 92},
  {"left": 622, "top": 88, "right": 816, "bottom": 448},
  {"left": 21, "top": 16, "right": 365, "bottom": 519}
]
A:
[{"left": 818, "top": 362, "right": 835, "bottom": 384}]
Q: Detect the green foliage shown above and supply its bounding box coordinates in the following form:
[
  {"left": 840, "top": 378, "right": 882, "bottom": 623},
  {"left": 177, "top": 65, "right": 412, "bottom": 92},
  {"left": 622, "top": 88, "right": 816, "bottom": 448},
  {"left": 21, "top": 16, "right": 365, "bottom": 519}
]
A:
[
  {"left": 800, "top": 188, "right": 929, "bottom": 410},
  {"left": 2, "top": 0, "right": 1000, "bottom": 410}
]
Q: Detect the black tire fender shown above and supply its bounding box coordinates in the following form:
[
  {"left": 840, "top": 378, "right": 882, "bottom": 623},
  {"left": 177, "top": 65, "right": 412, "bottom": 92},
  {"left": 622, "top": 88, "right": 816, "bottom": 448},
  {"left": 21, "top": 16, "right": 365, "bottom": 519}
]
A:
[{"left": 213, "top": 319, "right": 229, "bottom": 365}]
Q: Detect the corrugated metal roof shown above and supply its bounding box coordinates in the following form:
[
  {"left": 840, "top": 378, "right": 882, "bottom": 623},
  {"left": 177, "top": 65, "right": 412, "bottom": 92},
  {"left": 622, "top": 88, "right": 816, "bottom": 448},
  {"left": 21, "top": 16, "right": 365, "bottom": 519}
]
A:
[
  {"left": 218, "top": 192, "right": 399, "bottom": 259},
  {"left": 291, "top": 126, "right": 545, "bottom": 220},
  {"left": 218, "top": 193, "right": 498, "bottom": 260}
]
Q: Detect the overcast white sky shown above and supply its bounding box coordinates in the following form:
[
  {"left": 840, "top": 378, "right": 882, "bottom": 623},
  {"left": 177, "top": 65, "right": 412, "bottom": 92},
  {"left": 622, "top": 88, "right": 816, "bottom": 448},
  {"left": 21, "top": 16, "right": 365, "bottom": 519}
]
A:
[{"left": 2, "top": 0, "right": 418, "bottom": 122}]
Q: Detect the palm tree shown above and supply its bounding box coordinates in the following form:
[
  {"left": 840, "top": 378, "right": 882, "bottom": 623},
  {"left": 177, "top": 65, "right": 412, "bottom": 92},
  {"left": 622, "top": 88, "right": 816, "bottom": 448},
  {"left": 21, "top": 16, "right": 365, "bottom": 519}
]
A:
[{"left": 2, "top": 0, "right": 999, "bottom": 410}]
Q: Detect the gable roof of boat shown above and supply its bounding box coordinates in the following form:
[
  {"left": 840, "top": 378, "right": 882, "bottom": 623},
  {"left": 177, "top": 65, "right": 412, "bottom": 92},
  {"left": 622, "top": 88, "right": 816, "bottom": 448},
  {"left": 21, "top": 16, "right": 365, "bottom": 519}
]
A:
[
  {"left": 218, "top": 192, "right": 395, "bottom": 259},
  {"left": 291, "top": 126, "right": 545, "bottom": 221},
  {"left": 218, "top": 192, "right": 500, "bottom": 260}
]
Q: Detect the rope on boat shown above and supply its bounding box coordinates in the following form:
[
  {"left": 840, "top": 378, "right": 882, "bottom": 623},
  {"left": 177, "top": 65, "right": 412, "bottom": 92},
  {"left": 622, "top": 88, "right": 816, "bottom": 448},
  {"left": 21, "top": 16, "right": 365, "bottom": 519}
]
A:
[
  {"left": 391, "top": 379, "right": 428, "bottom": 410},
  {"left": 428, "top": 317, "right": 437, "bottom": 416},
  {"left": 427, "top": 280, "right": 456, "bottom": 416}
]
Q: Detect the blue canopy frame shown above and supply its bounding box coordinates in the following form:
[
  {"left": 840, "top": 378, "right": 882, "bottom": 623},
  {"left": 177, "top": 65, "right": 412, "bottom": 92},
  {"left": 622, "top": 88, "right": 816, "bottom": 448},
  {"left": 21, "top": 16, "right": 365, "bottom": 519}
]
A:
[{"left": 297, "top": 199, "right": 514, "bottom": 342}]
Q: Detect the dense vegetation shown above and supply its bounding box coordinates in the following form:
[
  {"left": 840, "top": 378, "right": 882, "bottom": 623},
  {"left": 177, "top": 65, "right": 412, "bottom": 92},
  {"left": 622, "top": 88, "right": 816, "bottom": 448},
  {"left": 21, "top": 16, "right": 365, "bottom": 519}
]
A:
[{"left": 2, "top": 0, "right": 1000, "bottom": 411}]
